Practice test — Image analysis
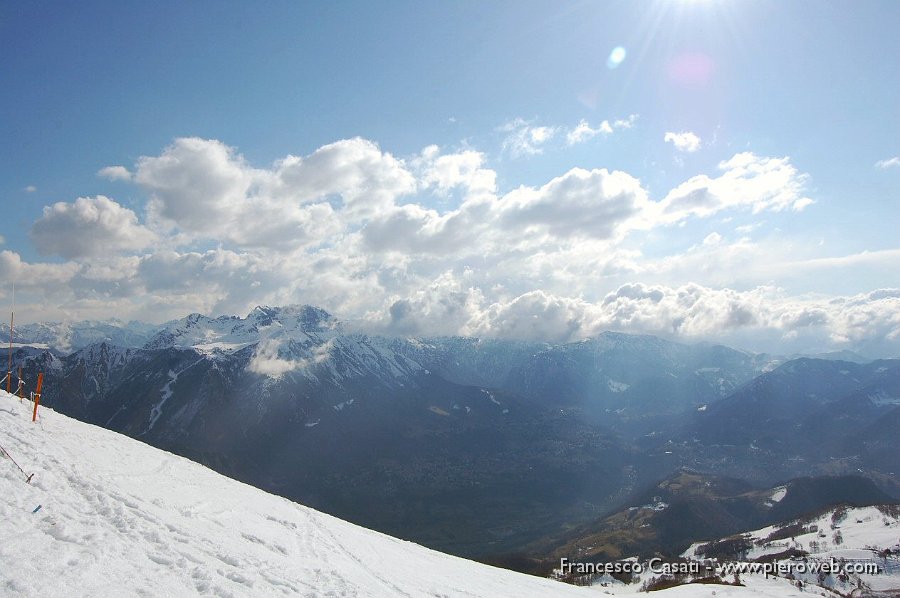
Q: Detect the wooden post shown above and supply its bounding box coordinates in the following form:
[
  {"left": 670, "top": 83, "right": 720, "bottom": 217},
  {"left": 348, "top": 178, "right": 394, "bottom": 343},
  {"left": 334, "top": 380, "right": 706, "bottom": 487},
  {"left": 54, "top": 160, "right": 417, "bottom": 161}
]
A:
[
  {"left": 32, "top": 373, "right": 43, "bottom": 422},
  {"left": 17, "top": 367, "right": 23, "bottom": 399}
]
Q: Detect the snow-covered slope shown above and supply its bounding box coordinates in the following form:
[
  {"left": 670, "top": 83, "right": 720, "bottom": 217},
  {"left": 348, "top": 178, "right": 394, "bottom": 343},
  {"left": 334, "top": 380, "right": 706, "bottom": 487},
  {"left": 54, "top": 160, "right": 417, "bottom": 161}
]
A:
[
  {"left": 0, "top": 392, "right": 594, "bottom": 597},
  {"left": 682, "top": 505, "right": 900, "bottom": 596},
  {"left": 593, "top": 576, "right": 838, "bottom": 597}
]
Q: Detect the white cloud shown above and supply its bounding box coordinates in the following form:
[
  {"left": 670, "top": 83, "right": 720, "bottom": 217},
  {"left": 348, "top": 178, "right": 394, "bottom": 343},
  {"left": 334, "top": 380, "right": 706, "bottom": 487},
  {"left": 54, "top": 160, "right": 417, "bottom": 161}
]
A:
[
  {"left": 97, "top": 165, "right": 133, "bottom": 181},
  {"left": 875, "top": 156, "right": 900, "bottom": 169},
  {"left": 136, "top": 137, "right": 255, "bottom": 234},
  {"left": 567, "top": 119, "right": 613, "bottom": 145},
  {"left": 16, "top": 134, "right": 899, "bottom": 356},
  {"left": 416, "top": 146, "right": 496, "bottom": 196},
  {"left": 0, "top": 250, "right": 80, "bottom": 302},
  {"left": 421, "top": 281, "right": 900, "bottom": 354},
  {"left": 247, "top": 338, "right": 302, "bottom": 377},
  {"left": 499, "top": 119, "right": 557, "bottom": 157},
  {"left": 134, "top": 137, "right": 410, "bottom": 248},
  {"left": 361, "top": 166, "right": 649, "bottom": 256},
  {"left": 270, "top": 137, "right": 416, "bottom": 219},
  {"left": 702, "top": 232, "right": 722, "bottom": 246},
  {"left": 468, "top": 290, "right": 594, "bottom": 342},
  {"left": 613, "top": 115, "right": 638, "bottom": 129},
  {"left": 248, "top": 338, "right": 334, "bottom": 377},
  {"left": 379, "top": 271, "right": 485, "bottom": 337},
  {"left": 492, "top": 167, "right": 648, "bottom": 241},
  {"left": 24, "top": 185, "right": 37, "bottom": 193},
  {"left": 735, "top": 222, "right": 764, "bottom": 234},
  {"left": 566, "top": 115, "right": 637, "bottom": 145},
  {"left": 664, "top": 131, "right": 702, "bottom": 153},
  {"left": 30, "top": 195, "right": 157, "bottom": 258},
  {"left": 347, "top": 275, "right": 900, "bottom": 355},
  {"left": 655, "top": 152, "right": 813, "bottom": 224}
]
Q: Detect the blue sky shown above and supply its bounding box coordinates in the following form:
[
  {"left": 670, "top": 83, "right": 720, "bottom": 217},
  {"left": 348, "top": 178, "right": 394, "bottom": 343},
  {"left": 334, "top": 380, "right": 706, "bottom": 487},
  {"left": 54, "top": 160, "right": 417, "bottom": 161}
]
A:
[{"left": 1, "top": 0, "right": 899, "bottom": 355}]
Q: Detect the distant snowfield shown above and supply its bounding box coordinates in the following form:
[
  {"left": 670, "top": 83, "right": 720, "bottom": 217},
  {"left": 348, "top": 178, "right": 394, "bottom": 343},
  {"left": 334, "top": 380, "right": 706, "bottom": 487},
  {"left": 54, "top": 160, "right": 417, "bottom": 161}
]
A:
[
  {"left": 0, "top": 392, "right": 862, "bottom": 597},
  {"left": 591, "top": 576, "right": 838, "bottom": 597}
]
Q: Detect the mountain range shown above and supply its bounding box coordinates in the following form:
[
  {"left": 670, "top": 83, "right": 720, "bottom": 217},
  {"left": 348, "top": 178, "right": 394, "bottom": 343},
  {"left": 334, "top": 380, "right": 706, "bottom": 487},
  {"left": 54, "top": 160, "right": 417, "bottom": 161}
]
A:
[{"left": 7, "top": 305, "right": 900, "bottom": 559}]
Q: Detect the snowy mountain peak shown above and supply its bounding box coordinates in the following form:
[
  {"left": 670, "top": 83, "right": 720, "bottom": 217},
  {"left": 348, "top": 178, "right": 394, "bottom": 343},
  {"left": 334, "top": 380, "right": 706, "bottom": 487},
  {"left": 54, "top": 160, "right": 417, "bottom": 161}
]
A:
[
  {"left": 247, "top": 304, "right": 336, "bottom": 332},
  {"left": 141, "top": 304, "right": 341, "bottom": 357}
]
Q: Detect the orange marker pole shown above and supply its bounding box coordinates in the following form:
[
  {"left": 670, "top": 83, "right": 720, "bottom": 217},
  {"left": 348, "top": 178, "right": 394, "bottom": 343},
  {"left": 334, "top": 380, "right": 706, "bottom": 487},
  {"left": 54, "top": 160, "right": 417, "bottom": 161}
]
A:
[{"left": 32, "top": 373, "right": 43, "bottom": 422}]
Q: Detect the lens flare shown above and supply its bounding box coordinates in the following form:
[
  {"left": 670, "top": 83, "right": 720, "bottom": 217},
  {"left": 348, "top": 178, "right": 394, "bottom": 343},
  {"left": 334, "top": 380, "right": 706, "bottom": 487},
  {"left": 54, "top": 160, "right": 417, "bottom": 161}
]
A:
[{"left": 607, "top": 46, "right": 627, "bottom": 69}]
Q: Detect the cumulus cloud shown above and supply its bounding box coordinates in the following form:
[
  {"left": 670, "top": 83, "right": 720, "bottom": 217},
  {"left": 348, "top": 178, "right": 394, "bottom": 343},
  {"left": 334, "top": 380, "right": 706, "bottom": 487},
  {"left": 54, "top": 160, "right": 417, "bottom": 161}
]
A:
[
  {"left": 270, "top": 137, "right": 416, "bottom": 218},
  {"left": 0, "top": 250, "right": 79, "bottom": 289},
  {"left": 468, "top": 291, "right": 593, "bottom": 342},
  {"left": 97, "top": 165, "right": 133, "bottom": 181},
  {"left": 361, "top": 166, "right": 648, "bottom": 256},
  {"left": 383, "top": 280, "right": 900, "bottom": 355},
  {"left": 134, "top": 138, "right": 398, "bottom": 248},
  {"left": 30, "top": 195, "right": 157, "bottom": 258},
  {"left": 493, "top": 167, "right": 648, "bottom": 241},
  {"left": 17, "top": 134, "right": 899, "bottom": 356},
  {"left": 135, "top": 137, "right": 410, "bottom": 247},
  {"left": 379, "top": 271, "right": 485, "bottom": 337},
  {"left": 136, "top": 137, "right": 255, "bottom": 233},
  {"left": 875, "top": 156, "right": 900, "bottom": 169},
  {"left": 664, "top": 131, "right": 702, "bottom": 153},
  {"left": 416, "top": 146, "right": 496, "bottom": 196},
  {"left": 656, "top": 152, "right": 813, "bottom": 224},
  {"left": 362, "top": 150, "right": 808, "bottom": 257}
]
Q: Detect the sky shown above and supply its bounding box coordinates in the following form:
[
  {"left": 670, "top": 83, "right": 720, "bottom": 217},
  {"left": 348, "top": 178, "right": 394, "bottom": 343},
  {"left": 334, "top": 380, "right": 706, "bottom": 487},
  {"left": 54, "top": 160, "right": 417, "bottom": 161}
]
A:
[{"left": 1, "top": 0, "right": 899, "bottom": 356}]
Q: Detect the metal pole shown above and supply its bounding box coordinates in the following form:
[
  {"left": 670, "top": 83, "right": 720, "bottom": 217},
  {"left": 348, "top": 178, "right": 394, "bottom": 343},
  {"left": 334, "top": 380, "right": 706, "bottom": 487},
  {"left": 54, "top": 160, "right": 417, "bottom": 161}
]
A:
[{"left": 6, "top": 311, "right": 12, "bottom": 393}]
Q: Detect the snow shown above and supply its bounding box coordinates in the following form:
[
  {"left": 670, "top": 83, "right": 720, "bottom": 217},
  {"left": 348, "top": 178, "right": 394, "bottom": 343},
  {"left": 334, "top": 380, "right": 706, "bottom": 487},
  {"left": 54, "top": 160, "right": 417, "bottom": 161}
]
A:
[
  {"left": 735, "top": 506, "right": 900, "bottom": 562},
  {"left": 869, "top": 390, "right": 900, "bottom": 406},
  {"left": 144, "top": 358, "right": 205, "bottom": 433},
  {"left": 481, "top": 389, "right": 501, "bottom": 405},
  {"left": 146, "top": 369, "right": 177, "bottom": 432},
  {"left": 769, "top": 486, "right": 787, "bottom": 503},
  {"left": 681, "top": 505, "right": 900, "bottom": 596},
  {"left": 628, "top": 500, "right": 669, "bottom": 512},
  {"left": 607, "top": 380, "right": 629, "bottom": 393},
  {"left": 592, "top": 576, "right": 839, "bottom": 597},
  {"left": 192, "top": 341, "right": 254, "bottom": 355},
  {"left": 0, "top": 393, "right": 596, "bottom": 597},
  {"left": 9, "top": 342, "right": 50, "bottom": 349}
]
